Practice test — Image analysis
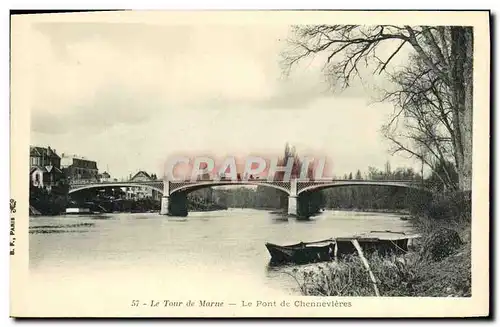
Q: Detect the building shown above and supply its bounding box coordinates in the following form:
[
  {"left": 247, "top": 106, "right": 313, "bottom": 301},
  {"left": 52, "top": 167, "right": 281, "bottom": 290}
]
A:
[
  {"left": 30, "top": 146, "right": 64, "bottom": 190},
  {"left": 99, "top": 171, "right": 111, "bottom": 182},
  {"left": 30, "top": 146, "right": 61, "bottom": 168},
  {"left": 60, "top": 153, "right": 99, "bottom": 183},
  {"left": 123, "top": 171, "right": 161, "bottom": 200}
]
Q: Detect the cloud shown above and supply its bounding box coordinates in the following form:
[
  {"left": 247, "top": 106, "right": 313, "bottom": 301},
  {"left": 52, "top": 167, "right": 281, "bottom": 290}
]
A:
[
  {"left": 31, "top": 83, "right": 169, "bottom": 134},
  {"left": 30, "top": 22, "right": 334, "bottom": 134}
]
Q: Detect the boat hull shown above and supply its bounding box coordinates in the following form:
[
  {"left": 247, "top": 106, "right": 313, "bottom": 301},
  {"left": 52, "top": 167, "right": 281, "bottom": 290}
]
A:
[
  {"left": 266, "top": 236, "right": 415, "bottom": 264},
  {"left": 65, "top": 208, "right": 91, "bottom": 214},
  {"left": 335, "top": 238, "right": 409, "bottom": 258},
  {"left": 265, "top": 242, "right": 335, "bottom": 264}
]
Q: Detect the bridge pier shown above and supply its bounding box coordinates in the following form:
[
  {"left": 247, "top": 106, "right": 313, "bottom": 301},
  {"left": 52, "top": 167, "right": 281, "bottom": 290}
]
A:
[
  {"left": 287, "top": 196, "right": 298, "bottom": 216},
  {"left": 160, "top": 196, "right": 170, "bottom": 215},
  {"left": 167, "top": 192, "right": 189, "bottom": 217},
  {"left": 288, "top": 178, "right": 298, "bottom": 216}
]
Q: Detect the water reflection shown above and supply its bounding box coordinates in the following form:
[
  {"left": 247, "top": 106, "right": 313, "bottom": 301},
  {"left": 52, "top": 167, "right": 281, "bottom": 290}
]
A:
[
  {"left": 29, "top": 222, "right": 96, "bottom": 234},
  {"left": 29, "top": 229, "right": 91, "bottom": 234},
  {"left": 89, "top": 215, "right": 113, "bottom": 220},
  {"left": 30, "top": 223, "right": 96, "bottom": 229}
]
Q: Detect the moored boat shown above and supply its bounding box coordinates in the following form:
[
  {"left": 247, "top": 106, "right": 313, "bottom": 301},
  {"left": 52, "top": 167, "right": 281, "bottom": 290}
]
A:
[
  {"left": 65, "top": 207, "right": 91, "bottom": 214},
  {"left": 334, "top": 237, "right": 411, "bottom": 258},
  {"left": 65, "top": 202, "right": 107, "bottom": 215},
  {"left": 266, "top": 232, "right": 420, "bottom": 264},
  {"left": 265, "top": 239, "right": 336, "bottom": 264}
]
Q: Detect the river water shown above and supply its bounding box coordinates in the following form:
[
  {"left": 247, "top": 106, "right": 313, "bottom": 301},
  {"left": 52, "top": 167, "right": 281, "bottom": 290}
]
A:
[{"left": 29, "top": 209, "right": 413, "bottom": 298}]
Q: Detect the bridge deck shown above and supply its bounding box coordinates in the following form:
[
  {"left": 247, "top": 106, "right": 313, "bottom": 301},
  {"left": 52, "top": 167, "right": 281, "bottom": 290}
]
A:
[{"left": 68, "top": 179, "right": 423, "bottom": 195}]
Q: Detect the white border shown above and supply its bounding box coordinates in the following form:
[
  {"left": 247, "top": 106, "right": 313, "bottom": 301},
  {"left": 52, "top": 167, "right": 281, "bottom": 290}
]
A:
[{"left": 3, "top": 1, "right": 497, "bottom": 326}]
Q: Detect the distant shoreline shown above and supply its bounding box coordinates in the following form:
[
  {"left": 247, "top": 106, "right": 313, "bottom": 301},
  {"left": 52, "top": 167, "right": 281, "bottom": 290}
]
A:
[
  {"left": 30, "top": 206, "right": 411, "bottom": 217},
  {"left": 322, "top": 208, "right": 410, "bottom": 214}
]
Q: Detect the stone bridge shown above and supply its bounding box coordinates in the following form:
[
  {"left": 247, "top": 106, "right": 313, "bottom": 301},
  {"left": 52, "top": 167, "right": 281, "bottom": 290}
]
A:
[{"left": 69, "top": 179, "right": 425, "bottom": 217}]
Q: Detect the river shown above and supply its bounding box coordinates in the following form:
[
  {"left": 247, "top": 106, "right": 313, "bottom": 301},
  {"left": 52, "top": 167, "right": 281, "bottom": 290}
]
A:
[{"left": 29, "top": 209, "right": 414, "bottom": 299}]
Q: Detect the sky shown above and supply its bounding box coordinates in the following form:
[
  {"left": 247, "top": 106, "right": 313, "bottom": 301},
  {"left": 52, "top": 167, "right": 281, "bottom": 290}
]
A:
[{"left": 29, "top": 20, "right": 421, "bottom": 180}]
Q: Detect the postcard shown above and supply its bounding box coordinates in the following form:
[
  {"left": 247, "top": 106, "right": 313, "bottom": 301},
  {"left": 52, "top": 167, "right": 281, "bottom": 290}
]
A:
[{"left": 10, "top": 10, "right": 490, "bottom": 318}]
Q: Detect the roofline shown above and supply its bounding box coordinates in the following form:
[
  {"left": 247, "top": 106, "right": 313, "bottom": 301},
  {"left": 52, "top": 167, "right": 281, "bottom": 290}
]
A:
[{"left": 130, "top": 171, "right": 152, "bottom": 180}]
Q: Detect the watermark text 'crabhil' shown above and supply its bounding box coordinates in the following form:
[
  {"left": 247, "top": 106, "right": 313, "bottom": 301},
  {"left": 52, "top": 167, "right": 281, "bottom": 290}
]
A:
[{"left": 164, "top": 156, "right": 329, "bottom": 182}]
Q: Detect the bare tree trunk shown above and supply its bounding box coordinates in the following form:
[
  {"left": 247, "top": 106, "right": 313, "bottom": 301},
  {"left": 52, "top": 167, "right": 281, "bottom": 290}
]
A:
[
  {"left": 451, "top": 26, "right": 474, "bottom": 191},
  {"left": 461, "top": 28, "right": 474, "bottom": 192}
]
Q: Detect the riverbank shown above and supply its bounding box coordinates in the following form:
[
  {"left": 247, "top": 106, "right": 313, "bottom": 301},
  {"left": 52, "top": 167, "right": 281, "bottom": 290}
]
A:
[
  {"left": 188, "top": 201, "right": 227, "bottom": 212},
  {"left": 295, "top": 192, "right": 471, "bottom": 297},
  {"left": 30, "top": 197, "right": 229, "bottom": 216},
  {"left": 296, "top": 232, "right": 470, "bottom": 296},
  {"left": 324, "top": 208, "right": 410, "bottom": 215}
]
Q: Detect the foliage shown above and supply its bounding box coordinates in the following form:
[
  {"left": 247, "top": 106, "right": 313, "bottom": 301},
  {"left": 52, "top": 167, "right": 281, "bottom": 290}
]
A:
[
  {"left": 187, "top": 193, "right": 227, "bottom": 211},
  {"left": 409, "top": 190, "right": 472, "bottom": 225},
  {"left": 419, "top": 228, "right": 463, "bottom": 262},
  {"left": 210, "top": 186, "right": 283, "bottom": 210},
  {"left": 30, "top": 182, "right": 69, "bottom": 215},
  {"left": 424, "top": 160, "right": 459, "bottom": 192},
  {"left": 297, "top": 242, "right": 470, "bottom": 297},
  {"left": 296, "top": 232, "right": 470, "bottom": 297},
  {"left": 322, "top": 163, "right": 424, "bottom": 212},
  {"left": 98, "top": 198, "right": 161, "bottom": 213}
]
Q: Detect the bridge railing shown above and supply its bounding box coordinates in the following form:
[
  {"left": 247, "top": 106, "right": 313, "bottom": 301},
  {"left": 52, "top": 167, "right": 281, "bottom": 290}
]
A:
[
  {"left": 69, "top": 180, "right": 100, "bottom": 185},
  {"left": 168, "top": 178, "right": 420, "bottom": 182},
  {"left": 69, "top": 180, "right": 162, "bottom": 186},
  {"left": 69, "top": 178, "right": 421, "bottom": 185},
  {"left": 317, "top": 179, "right": 420, "bottom": 183}
]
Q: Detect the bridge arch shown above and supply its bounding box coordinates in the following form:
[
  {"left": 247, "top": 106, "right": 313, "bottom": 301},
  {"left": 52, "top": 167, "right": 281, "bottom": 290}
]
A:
[
  {"left": 169, "top": 181, "right": 291, "bottom": 196},
  {"left": 68, "top": 183, "right": 164, "bottom": 195},
  {"left": 297, "top": 181, "right": 427, "bottom": 196}
]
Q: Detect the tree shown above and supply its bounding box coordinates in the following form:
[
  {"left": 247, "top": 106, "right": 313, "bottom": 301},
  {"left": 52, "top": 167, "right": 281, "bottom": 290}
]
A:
[
  {"left": 384, "top": 161, "right": 391, "bottom": 176},
  {"left": 348, "top": 172, "right": 353, "bottom": 180},
  {"left": 269, "top": 143, "right": 323, "bottom": 215},
  {"left": 425, "top": 160, "right": 459, "bottom": 192},
  {"left": 30, "top": 180, "right": 70, "bottom": 215},
  {"left": 381, "top": 53, "right": 459, "bottom": 189},
  {"left": 282, "top": 25, "right": 473, "bottom": 191},
  {"left": 355, "top": 170, "right": 362, "bottom": 180}
]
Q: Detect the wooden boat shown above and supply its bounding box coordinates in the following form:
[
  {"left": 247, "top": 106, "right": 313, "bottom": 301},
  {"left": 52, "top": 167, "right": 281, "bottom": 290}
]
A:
[
  {"left": 265, "top": 238, "right": 336, "bottom": 264},
  {"left": 266, "top": 232, "right": 420, "bottom": 264},
  {"left": 65, "top": 207, "right": 91, "bottom": 214},
  {"left": 334, "top": 237, "right": 410, "bottom": 258}
]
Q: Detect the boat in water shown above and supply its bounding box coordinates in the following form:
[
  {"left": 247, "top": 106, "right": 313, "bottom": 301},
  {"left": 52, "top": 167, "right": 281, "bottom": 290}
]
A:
[
  {"left": 265, "top": 239, "right": 336, "bottom": 264},
  {"left": 65, "top": 207, "right": 92, "bottom": 214},
  {"left": 265, "top": 231, "right": 420, "bottom": 264},
  {"left": 65, "top": 202, "right": 107, "bottom": 215}
]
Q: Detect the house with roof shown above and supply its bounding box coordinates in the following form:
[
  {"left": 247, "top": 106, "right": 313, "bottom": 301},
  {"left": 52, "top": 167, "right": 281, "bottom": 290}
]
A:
[
  {"left": 99, "top": 171, "right": 111, "bottom": 182},
  {"left": 30, "top": 146, "right": 61, "bottom": 168},
  {"left": 30, "top": 146, "right": 64, "bottom": 191},
  {"left": 122, "top": 171, "right": 161, "bottom": 200}
]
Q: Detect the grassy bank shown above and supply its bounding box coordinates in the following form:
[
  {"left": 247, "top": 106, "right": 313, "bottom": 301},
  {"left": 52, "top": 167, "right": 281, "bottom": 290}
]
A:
[{"left": 296, "top": 191, "right": 471, "bottom": 297}]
